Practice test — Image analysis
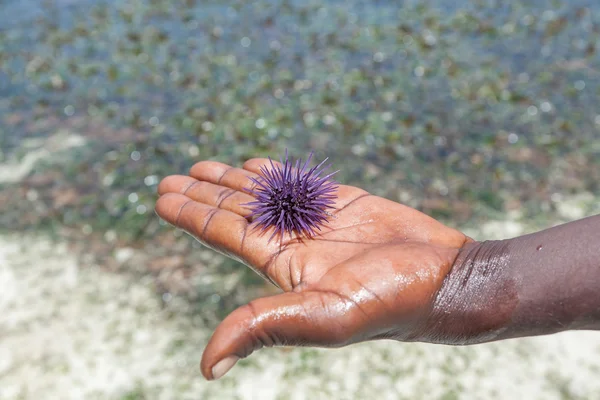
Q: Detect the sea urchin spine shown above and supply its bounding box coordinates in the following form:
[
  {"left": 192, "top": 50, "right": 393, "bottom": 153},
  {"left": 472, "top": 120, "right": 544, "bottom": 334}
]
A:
[{"left": 243, "top": 151, "right": 339, "bottom": 242}]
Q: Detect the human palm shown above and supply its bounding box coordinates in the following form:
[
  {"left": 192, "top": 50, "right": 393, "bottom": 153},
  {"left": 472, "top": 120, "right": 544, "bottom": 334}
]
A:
[{"left": 156, "top": 157, "right": 469, "bottom": 379}]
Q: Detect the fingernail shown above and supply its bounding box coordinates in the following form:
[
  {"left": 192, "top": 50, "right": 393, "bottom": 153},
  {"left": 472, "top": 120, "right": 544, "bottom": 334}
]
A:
[{"left": 212, "top": 356, "right": 239, "bottom": 380}]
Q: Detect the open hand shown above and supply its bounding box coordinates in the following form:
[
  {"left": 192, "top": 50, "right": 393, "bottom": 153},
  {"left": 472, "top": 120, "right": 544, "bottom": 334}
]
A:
[{"left": 156, "top": 157, "right": 469, "bottom": 380}]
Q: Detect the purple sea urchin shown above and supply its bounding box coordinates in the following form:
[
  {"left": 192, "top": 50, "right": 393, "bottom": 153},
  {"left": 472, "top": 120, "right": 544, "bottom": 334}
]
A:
[{"left": 243, "top": 151, "right": 339, "bottom": 242}]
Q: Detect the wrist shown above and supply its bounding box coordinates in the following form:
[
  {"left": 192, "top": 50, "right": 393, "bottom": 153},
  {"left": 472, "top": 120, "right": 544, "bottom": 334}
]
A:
[
  {"left": 420, "top": 239, "right": 518, "bottom": 344},
  {"left": 422, "top": 215, "right": 600, "bottom": 344}
]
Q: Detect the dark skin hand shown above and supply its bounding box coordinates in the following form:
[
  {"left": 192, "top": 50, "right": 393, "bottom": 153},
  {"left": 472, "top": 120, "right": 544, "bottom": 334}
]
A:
[
  {"left": 156, "top": 158, "right": 469, "bottom": 379},
  {"left": 156, "top": 158, "right": 600, "bottom": 380}
]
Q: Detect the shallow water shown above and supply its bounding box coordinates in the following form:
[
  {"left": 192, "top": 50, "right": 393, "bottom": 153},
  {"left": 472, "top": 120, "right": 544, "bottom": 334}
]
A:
[{"left": 1, "top": 0, "right": 599, "bottom": 235}]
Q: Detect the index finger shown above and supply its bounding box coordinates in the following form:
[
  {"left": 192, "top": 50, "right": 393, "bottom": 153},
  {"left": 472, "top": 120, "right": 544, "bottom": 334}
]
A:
[{"left": 155, "top": 193, "right": 281, "bottom": 272}]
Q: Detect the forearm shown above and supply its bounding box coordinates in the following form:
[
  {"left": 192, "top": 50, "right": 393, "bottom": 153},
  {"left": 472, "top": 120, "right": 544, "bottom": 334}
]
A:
[{"left": 424, "top": 214, "right": 600, "bottom": 344}]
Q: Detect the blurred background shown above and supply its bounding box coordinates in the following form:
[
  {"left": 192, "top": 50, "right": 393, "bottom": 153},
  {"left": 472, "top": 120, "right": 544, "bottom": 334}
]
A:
[{"left": 1, "top": 0, "right": 599, "bottom": 399}]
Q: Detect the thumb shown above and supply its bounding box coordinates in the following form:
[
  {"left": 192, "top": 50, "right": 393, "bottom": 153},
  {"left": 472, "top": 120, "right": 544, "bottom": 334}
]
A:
[{"left": 200, "top": 290, "right": 359, "bottom": 380}]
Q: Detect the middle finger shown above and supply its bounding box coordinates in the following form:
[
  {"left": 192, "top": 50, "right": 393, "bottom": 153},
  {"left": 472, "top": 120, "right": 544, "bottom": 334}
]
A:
[{"left": 190, "top": 160, "right": 260, "bottom": 193}]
